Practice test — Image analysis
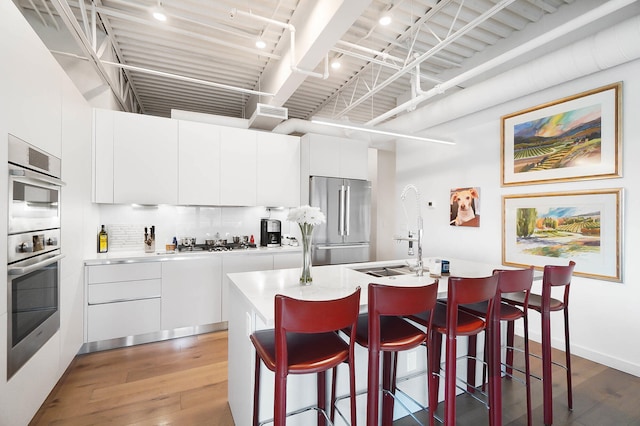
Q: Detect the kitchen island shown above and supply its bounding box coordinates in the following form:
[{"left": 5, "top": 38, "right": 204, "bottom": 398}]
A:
[{"left": 227, "top": 258, "right": 503, "bottom": 426}]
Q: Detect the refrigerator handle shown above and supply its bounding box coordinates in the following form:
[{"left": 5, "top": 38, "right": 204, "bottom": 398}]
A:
[
  {"left": 338, "top": 185, "right": 345, "bottom": 236},
  {"left": 345, "top": 185, "right": 350, "bottom": 236}
]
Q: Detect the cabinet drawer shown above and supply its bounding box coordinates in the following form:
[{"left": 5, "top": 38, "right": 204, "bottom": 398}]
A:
[
  {"left": 88, "top": 279, "right": 161, "bottom": 304},
  {"left": 87, "top": 262, "right": 161, "bottom": 284},
  {"left": 87, "top": 298, "right": 161, "bottom": 342}
]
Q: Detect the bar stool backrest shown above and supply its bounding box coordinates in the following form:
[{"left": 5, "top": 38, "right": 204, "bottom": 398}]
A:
[
  {"left": 274, "top": 288, "right": 361, "bottom": 373},
  {"left": 368, "top": 282, "right": 438, "bottom": 343},
  {"left": 447, "top": 274, "right": 499, "bottom": 331},
  {"left": 542, "top": 261, "right": 576, "bottom": 309},
  {"left": 494, "top": 267, "right": 535, "bottom": 295}
]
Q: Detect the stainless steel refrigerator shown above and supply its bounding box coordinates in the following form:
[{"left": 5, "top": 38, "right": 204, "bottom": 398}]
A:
[{"left": 309, "top": 176, "right": 371, "bottom": 265}]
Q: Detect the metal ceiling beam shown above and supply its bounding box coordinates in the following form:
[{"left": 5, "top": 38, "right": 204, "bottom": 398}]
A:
[
  {"left": 243, "top": 0, "right": 373, "bottom": 118},
  {"left": 331, "top": 0, "right": 519, "bottom": 120},
  {"left": 370, "top": 0, "right": 638, "bottom": 126},
  {"left": 48, "top": 0, "right": 132, "bottom": 112}
]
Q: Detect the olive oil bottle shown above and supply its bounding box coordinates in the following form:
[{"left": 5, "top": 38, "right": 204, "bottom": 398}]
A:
[{"left": 98, "top": 225, "right": 108, "bottom": 253}]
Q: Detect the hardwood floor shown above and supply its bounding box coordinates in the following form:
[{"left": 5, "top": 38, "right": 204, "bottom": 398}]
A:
[
  {"left": 30, "top": 331, "right": 640, "bottom": 425},
  {"left": 30, "top": 331, "right": 234, "bottom": 426}
]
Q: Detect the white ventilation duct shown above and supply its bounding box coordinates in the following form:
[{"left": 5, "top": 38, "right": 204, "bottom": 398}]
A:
[{"left": 248, "top": 103, "right": 289, "bottom": 130}]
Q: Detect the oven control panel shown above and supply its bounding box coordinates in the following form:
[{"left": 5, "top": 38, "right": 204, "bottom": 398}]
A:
[{"left": 8, "top": 229, "right": 61, "bottom": 264}]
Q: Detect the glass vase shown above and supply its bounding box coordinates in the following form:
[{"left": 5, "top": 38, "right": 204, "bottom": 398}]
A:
[{"left": 299, "top": 223, "right": 314, "bottom": 285}]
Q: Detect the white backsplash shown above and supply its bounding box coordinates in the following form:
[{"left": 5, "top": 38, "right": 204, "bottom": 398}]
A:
[{"left": 97, "top": 205, "right": 297, "bottom": 251}]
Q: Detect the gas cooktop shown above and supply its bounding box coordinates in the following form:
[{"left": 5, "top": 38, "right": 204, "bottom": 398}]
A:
[{"left": 177, "top": 242, "right": 257, "bottom": 252}]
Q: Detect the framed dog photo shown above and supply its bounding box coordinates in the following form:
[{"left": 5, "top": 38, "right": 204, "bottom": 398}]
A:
[
  {"left": 450, "top": 187, "right": 480, "bottom": 227},
  {"left": 502, "top": 188, "right": 622, "bottom": 282},
  {"left": 501, "top": 82, "right": 622, "bottom": 186}
]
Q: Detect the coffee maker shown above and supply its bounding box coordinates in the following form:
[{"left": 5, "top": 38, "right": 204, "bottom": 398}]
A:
[{"left": 260, "top": 219, "right": 282, "bottom": 247}]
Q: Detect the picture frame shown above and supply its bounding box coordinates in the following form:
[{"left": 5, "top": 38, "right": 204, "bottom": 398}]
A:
[
  {"left": 501, "top": 82, "right": 622, "bottom": 186},
  {"left": 449, "top": 187, "right": 480, "bottom": 227},
  {"left": 502, "top": 189, "right": 622, "bottom": 282}
]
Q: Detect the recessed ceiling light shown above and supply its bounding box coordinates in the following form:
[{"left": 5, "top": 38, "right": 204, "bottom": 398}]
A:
[
  {"left": 379, "top": 14, "right": 392, "bottom": 26},
  {"left": 331, "top": 60, "right": 341, "bottom": 70},
  {"left": 153, "top": 10, "right": 167, "bottom": 21},
  {"left": 152, "top": 1, "right": 167, "bottom": 21},
  {"left": 255, "top": 38, "right": 266, "bottom": 49}
]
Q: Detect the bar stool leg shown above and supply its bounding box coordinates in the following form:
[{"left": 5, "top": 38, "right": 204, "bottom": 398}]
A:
[
  {"left": 330, "top": 368, "right": 337, "bottom": 422},
  {"left": 467, "top": 335, "right": 477, "bottom": 392},
  {"left": 318, "top": 371, "right": 327, "bottom": 426},
  {"left": 253, "top": 356, "right": 261, "bottom": 426},
  {"left": 382, "top": 351, "right": 395, "bottom": 425},
  {"left": 428, "top": 330, "right": 442, "bottom": 426},
  {"left": 367, "top": 348, "right": 380, "bottom": 426},
  {"left": 444, "top": 333, "right": 458, "bottom": 424},
  {"left": 541, "top": 309, "right": 553, "bottom": 426},
  {"left": 523, "top": 314, "right": 532, "bottom": 426},
  {"left": 564, "top": 306, "right": 573, "bottom": 410},
  {"left": 506, "top": 321, "right": 515, "bottom": 377}
]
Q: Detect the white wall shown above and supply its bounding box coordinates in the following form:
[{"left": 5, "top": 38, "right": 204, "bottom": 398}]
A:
[
  {"left": 394, "top": 57, "right": 640, "bottom": 377},
  {"left": 95, "top": 204, "right": 294, "bottom": 250},
  {"left": 0, "top": 2, "right": 96, "bottom": 424}
]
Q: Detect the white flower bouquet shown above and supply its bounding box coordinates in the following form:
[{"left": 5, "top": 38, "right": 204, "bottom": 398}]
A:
[
  {"left": 287, "top": 205, "right": 325, "bottom": 284},
  {"left": 286, "top": 205, "right": 326, "bottom": 226}
]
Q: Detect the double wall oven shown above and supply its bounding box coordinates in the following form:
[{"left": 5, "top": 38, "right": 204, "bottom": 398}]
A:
[{"left": 7, "top": 135, "right": 64, "bottom": 379}]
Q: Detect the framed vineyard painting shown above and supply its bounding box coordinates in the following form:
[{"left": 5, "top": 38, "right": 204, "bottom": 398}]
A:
[
  {"left": 502, "top": 189, "right": 622, "bottom": 282},
  {"left": 501, "top": 82, "right": 622, "bottom": 186}
]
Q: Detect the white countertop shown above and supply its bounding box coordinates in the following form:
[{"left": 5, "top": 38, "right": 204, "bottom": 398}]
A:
[
  {"left": 84, "top": 244, "right": 302, "bottom": 265},
  {"left": 228, "top": 257, "right": 502, "bottom": 326}
]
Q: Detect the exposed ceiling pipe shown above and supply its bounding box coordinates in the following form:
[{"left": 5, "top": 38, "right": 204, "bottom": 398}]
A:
[
  {"left": 385, "top": 11, "right": 640, "bottom": 135},
  {"left": 368, "top": 0, "right": 638, "bottom": 126},
  {"left": 332, "top": 43, "right": 443, "bottom": 84},
  {"left": 230, "top": 8, "right": 329, "bottom": 80}
]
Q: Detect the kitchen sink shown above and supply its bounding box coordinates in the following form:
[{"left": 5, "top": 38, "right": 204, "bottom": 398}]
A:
[{"left": 353, "top": 264, "right": 416, "bottom": 277}]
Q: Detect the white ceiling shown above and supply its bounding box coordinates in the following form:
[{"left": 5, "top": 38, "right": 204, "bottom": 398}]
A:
[{"left": 12, "top": 0, "right": 637, "bottom": 129}]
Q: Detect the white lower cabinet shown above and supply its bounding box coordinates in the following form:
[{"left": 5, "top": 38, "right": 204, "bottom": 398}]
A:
[
  {"left": 88, "top": 299, "right": 161, "bottom": 342},
  {"left": 161, "top": 257, "right": 222, "bottom": 329},
  {"left": 85, "top": 251, "right": 300, "bottom": 343},
  {"left": 86, "top": 262, "right": 162, "bottom": 342},
  {"left": 221, "top": 254, "right": 274, "bottom": 322},
  {"left": 273, "top": 252, "right": 301, "bottom": 270}
]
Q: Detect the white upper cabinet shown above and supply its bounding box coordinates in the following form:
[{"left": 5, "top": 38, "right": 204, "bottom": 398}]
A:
[
  {"left": 256, "top": 132, "right": 300, "bottom": 207},
  {"left": 302, "top": 133, "right": 369, "bottom": 180},
  {"left": 219, "top": 127, "right": 257, "bottom": 206},
  {"left": 93, "top": 108, "right": 115, "bottom": 203},
  {"left": 93, "top": 110, "right": 301, "bottom": 207},
  {"left": 113, "top": 111, "right": 178, "bottom": 205},
  {"left": 178, "top": 120, "right": 221, "bottom": 205}
]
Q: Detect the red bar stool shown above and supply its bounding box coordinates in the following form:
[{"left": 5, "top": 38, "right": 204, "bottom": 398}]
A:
[
  {"left": 460, "top": 267, "right": 535, "bottom": 426},
  {"left": 425, "top": 273, "right": 500, "bottom": 425},
  {"left": 337, "top": 282, "right": 438, "bottom": 426},
  {"left": 250, "top": 287, "right": 361, "bottom": 426},
  {"left": 502, "top": 261, "right": 575, "bottom": 426}
]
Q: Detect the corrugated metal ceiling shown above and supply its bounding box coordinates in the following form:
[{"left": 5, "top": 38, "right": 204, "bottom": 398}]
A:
[{"left": 14, "top": 0, "right": 606, "bottom": 126}]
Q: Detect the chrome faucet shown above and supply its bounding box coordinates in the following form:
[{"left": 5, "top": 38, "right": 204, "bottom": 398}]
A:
[{"left": 395, "top": 184, "right": 424, "bottom": 276}]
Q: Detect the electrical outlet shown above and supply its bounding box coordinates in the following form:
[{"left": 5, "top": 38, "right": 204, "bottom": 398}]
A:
[{"left": 407, "top": 350, "right": 417, "bottom": 371}]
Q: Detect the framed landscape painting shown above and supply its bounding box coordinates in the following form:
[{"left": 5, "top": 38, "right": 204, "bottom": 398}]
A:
[
  {"left": 502, "top": 189, "right": 622, "bottom": 282},
  {"left": 501, "top": 82, "right": 622, "bottom": 186}
]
